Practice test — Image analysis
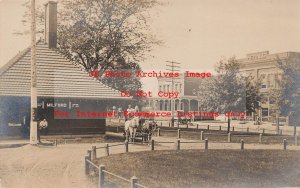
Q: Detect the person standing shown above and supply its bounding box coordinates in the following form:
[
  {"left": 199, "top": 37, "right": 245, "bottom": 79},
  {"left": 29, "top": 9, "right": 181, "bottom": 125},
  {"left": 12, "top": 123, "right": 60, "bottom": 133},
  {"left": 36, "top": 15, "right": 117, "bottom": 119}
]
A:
[
  {"left": 38, "top": 119, "right": 48, "bottom": 143},
  {"left": 118, "top": 107, "right": 122, "bottom": 120},
  {"left": 134, "top": 105, "right": 139, "bottom": 112},
  {"left": 21, "top": 115, "right": 30, "bottom": 138}
]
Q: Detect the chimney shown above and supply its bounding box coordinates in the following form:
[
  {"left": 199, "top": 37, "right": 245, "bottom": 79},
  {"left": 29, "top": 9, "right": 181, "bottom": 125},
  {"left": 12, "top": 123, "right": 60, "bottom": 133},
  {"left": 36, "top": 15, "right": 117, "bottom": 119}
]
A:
[{"left": 44, "top": 1, "right": 57, "bottom": 48}]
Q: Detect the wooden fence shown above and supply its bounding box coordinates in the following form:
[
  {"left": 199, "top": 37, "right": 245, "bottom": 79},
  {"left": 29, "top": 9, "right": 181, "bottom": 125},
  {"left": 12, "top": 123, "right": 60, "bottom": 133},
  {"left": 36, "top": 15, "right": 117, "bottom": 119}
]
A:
[
  {"left": 85, "top": 128, "right": 298, "bottom": 187},
  {"left": 85, "top": 142, "right": 147, "bottom": 188},
  {"left": 155, "top": 128, "right": 299, "bottom": 145},
  {"left": 152, "top": 122, "right": 300, "bottom": 136}
]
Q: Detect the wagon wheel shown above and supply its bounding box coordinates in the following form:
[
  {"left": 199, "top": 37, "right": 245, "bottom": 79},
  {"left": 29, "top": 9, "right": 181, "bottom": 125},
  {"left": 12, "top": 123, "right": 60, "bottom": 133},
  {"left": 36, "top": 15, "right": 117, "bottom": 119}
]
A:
[{"left": 152, "top": 121, "right": 158, "bottom": 132}]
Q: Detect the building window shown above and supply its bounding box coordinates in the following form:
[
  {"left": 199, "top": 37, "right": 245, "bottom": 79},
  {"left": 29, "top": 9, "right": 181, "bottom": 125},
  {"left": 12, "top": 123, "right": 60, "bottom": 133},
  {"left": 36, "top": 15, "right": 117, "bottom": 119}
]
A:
[
  {"left": 262, "top": 108, "right": 269, "bottom": 117},
  {"left": 260, "top": 74, "right": 267, "bottom": 89},
  {"left": 165, "top": 101, "right": 168, "bottom": 111}
]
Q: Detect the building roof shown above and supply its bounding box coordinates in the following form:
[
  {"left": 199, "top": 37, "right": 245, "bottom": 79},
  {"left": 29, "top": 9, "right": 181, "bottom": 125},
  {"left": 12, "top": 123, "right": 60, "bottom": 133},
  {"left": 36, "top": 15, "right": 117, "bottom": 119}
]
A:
[
  {"left": 0, "top": 41, "right": 125, "bottom": 99},
  {"left": 237, "top": 51, "right": 300, "bottom": 65}
]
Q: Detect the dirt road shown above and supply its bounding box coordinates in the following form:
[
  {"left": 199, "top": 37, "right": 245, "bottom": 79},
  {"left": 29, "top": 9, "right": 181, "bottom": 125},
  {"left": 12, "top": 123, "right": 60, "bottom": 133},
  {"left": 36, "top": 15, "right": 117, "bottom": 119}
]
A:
[
  {"left": 0, "top": 143, "right": 97, "bottom": 188},
  {"left": 0, "top": 135, "right": 299, "bottom": 188}
]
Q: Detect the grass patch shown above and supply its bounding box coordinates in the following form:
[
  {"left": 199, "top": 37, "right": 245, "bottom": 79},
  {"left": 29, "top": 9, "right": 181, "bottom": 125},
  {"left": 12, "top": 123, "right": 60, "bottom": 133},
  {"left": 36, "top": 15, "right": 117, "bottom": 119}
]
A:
[{"left": 94, "top": 150, "right": 300, "bottom": 188}]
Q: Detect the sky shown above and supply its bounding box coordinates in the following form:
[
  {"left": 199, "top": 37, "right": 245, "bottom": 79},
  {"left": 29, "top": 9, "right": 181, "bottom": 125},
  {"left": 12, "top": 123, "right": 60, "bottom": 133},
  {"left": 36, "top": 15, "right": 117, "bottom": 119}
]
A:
[{"left": 1, "top": 0, "right": 300, "bottom": 92}]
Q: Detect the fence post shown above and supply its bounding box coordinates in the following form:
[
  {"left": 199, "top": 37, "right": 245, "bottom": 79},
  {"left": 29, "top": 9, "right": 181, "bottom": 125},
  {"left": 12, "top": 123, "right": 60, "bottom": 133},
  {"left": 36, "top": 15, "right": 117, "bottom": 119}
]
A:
[
  {"left": 197, "top": 124, "right": 199, "bottom": 129},
  {"left": 177, "top": 129, "right": 181, "bottom": 139},
  {"left": 176, "top": 139, "right": 180, "bottom": 150},
  {"left": 205, "top": 138, "right": 208, "bottom": 150},
  {"left": 106, "top": 143, "right": 109, "bottom": 156},
  {"left": 219, "top": 126, "right": 221, "bottom": 131},
  {"left": 262, "top": 128, "right": 265, "bottom": 134},
  {"left": 85, "top": 155, "right": 89, "bottom": 175},
  {"left": 294, "top": 126, "right": 297, "bottom": 136},
  {"left": 161, "top": 122, "right": 163, "bottom": 127},
  {"left": 232, "top": 126, "right": 235, "bottom": 132},
  {"left": 259, "top": 133, "right": 262, "bottom": 144},
  {"left": 126, "top": 133, "right": 129, "bottom": 142},
  {"left": 295, "top": 135, "right": 298, "bottom": 146},
  {"left": 87, "top": 150, "right": 92, "bottom": 160},
  {"left": 99, "top": 165, "right": 105, "bottom": 188},
  {"left": 280, "top": 129, "right": 283, "bottom": 135},
  {"left": 200, "top": 131, "right": 204, "bottom": 141},
  {"left": 207, "top": 125, "right": 209, "bottom": 130},
  {"left": 151, "top": 139, "right": 155, "bottom": 151},
  {"left": 247, "top": 127, "right": 249, "bottom": 133},
  {"left": 116, "top": 126, "right": 119, "bottom": 133},
  {"left": 228, "top": 132, "right": 231, "bottom": 143},
  {"left": 187, "top": 123, "right": 188, "bottom": 129},
  {"left": 241, "top": 139, "right": 244, "bottom": 150},
  {"left": 283, "top": 139, "right": 287, "bottom": 150},
  {"left": 92, "top": 145, "right": 97, "bottom": 160},
  {"left": 169, "top": 122, "right": 170, "bottom": 127},
  {"left": 131, "top": 176, "right": 138, "bottom": 188},
  {"left": 125, "top": 140, "right": 129, "bottom": 152},
  {"left": 158, "top": 128, "right": 160, "bottom": 137}
]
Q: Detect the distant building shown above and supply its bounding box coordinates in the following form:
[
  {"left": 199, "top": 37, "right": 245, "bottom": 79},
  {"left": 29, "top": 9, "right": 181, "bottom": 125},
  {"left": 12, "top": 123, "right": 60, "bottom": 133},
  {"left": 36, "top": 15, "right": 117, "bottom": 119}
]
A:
[
  {"left": 142, "top": 72, "right": 213, "bottom": 122},
  {"left": 238, "top": 51, "right": 300, "bottom": 124},
  {"left": 154, "top": 74, "right": 201, "bottom": 112},
  {"left": 146, "top": 51, "right": 300, "bottom": 124}
]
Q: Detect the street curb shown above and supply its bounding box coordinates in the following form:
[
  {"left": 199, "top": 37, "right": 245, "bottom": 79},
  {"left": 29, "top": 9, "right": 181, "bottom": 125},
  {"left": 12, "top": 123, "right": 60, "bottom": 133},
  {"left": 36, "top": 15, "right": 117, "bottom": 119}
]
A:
[{"left": 0, "top": 143, "right": 28, "bottom": 149}]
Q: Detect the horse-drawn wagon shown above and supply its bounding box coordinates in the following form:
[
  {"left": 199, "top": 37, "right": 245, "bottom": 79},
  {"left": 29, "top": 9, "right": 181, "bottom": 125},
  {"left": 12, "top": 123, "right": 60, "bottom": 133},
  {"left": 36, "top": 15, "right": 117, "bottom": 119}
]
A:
[{"left": 123, "top": 117, "right": 157, "bottom": 143}]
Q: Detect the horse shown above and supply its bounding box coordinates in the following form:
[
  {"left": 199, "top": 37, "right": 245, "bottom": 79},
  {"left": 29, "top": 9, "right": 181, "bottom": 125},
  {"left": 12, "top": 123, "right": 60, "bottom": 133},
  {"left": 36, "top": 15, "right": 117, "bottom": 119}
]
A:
[
  {"left": 124, "top": 117, "right": 140, "bottom": 142},
  {"left": 140, "top": 120, "right": 157, "bottom": 141},
  {"left": 141, "top": 120, "right": 156, "bottom": 132}
]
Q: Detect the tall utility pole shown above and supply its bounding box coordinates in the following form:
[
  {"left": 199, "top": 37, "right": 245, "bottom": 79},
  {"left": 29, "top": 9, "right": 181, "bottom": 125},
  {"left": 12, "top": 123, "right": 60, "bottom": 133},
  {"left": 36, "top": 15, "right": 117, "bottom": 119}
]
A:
[
  {"left": 30, "top": 0, "right": 38, "bottom": 145},
  {"left": 166, "top": 61, "right": 181, "bottom": 127}
]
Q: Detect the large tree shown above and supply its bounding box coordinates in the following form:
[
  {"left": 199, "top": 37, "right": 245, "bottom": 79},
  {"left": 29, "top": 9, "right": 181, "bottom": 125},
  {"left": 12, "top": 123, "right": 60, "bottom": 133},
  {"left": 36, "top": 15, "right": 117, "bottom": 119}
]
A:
[
  {"left": 22, "top": 0, "right": 161, "bottom": 94},
  {"left": 269, "top": 55, "right": 300, "bottom": 119},
  {"left": 195, "top": 57, "right": 262, "bottom": 116},
  {"left": 213, "top": 57, "right": 246, "bottom": 113}
]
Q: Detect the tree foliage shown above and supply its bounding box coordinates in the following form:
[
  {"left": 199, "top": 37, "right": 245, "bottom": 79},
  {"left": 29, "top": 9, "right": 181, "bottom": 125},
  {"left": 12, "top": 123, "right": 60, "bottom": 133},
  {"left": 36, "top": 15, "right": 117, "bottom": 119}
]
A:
[
  {"left": 195, "top": 57, "right": 248, "bottom": 114},
  {"left": 22, "top": 0, "right": 161, "bottom": 94},
  {"left": 269, "top": 55, "right": 300, "bottom": 117},
  {"left": 214, "top": 57, "right": 246, "bottom": 113}
]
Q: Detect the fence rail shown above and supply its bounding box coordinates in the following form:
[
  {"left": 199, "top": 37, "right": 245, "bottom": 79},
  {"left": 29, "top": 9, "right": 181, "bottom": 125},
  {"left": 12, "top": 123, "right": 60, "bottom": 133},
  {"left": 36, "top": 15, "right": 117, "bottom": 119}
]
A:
[
  {"left": 103, "top": 170, "right": 131, "bottom": 183},
  {"left": 154, "top": 120, "right": 300, "bottom": 135},
  {"left": 85, "top": 150, "right": 147, "bottom": 188}
]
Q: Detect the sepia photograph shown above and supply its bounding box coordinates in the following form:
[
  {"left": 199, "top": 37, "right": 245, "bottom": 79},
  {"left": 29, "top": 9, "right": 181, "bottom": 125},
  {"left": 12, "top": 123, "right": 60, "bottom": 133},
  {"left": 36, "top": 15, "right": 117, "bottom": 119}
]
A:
[{"left": 0, "top": 0, "right": 300, "bottom": 187}]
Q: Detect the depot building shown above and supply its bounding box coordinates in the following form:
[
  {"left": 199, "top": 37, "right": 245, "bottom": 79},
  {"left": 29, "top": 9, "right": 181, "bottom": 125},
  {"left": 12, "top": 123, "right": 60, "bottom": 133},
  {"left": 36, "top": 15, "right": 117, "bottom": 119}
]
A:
[{"left": 0, "top": 2, "right": 131, "bottom": 137}]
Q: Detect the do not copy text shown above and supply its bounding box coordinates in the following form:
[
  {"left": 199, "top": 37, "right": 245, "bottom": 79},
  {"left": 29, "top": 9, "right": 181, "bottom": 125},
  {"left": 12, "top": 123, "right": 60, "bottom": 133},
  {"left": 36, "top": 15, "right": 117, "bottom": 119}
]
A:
[{"left": 121, "top": 91, "right": 180, "bottom": 99}]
